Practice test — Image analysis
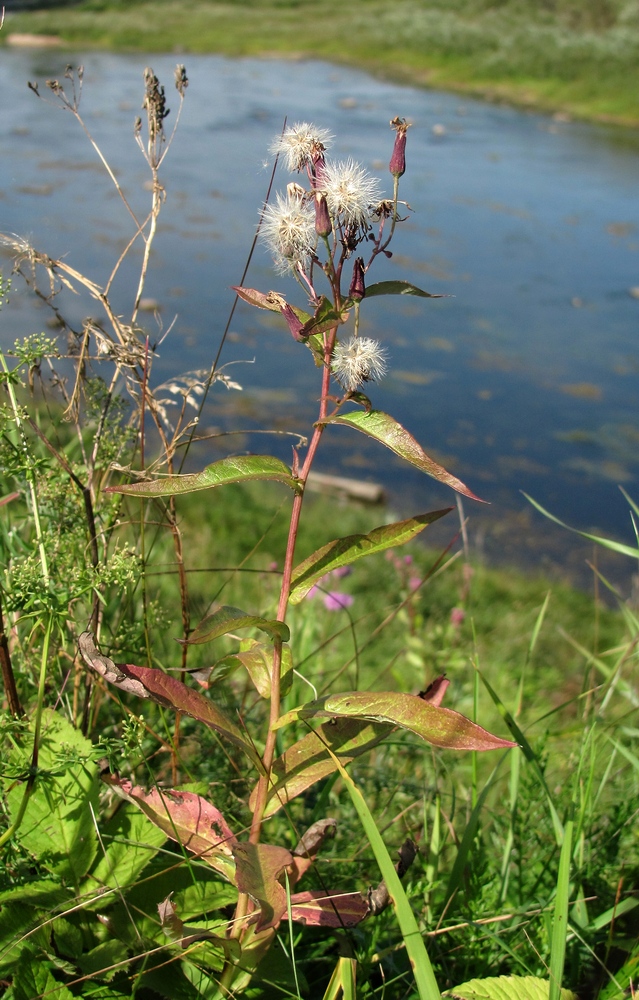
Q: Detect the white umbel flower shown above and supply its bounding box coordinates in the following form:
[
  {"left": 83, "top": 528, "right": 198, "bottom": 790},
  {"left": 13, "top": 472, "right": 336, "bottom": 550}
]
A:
[
  {"left": 332, "top": 336, "right": 388, "bottom": 391},
  {"left": 260, "top": 190, "right": 316, "bottom": 271},
  {"left": 322, "top": 159, "right": 383, "bottom": 229},
  {"left": 270, "top": 122, "right": 334, "bottom": 173}
]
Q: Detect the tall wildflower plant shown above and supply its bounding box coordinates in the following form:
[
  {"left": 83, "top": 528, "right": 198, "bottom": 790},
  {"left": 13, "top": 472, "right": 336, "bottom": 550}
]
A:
[
  {"left": 78, "top": 117, "right": 515, "bottom": 996},
  {"left": 1, "top": 77, "right": 518, "bottom": 998}
]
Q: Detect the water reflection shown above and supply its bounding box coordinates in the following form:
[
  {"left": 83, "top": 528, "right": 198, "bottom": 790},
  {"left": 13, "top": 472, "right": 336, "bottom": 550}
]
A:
[{"left": 1, "top": 50, "right": 638, "bottom": 583}]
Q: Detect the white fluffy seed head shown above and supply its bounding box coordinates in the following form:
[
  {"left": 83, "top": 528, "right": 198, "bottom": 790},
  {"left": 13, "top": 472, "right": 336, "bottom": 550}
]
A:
[
  {"left": 322, "top": 159, "right": 383, "bottom": 229},
  {"left": 332, "top": 336, "right": 388, "bottom": 392},
  {"left": 270, "top": 122, "right": 334, "bottom": 173},
  {"left": 260, "top": 190, "right": 316, "bottom": 272}
]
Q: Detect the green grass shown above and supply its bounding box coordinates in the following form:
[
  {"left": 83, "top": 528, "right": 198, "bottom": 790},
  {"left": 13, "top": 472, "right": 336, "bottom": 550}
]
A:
[{"left": 4, "top": 0, "right": 639, "bottom": 124}]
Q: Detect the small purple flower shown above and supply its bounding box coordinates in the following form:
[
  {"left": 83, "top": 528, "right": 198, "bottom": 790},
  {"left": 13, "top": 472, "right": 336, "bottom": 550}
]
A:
[
  {"left": 332, "top": 565, "right": 352, "bottom": 579},
  {"left": 324, "top": 591, "right": 354, "bottom": 612},
  {"left": 409, "top": 576, "right": 421, "bottom": 592}
]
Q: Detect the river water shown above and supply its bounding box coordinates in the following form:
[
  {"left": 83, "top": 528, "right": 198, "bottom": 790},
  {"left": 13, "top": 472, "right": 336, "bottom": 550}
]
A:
[{"left": 2, "top": 49, "right": 639, "bottom": 582}]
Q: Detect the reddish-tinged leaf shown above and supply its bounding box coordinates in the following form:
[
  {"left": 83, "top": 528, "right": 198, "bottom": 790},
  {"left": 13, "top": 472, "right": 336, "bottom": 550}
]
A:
[
  {"left": 274, "top": 692, "right": 517, "bottom": 751},
  {"left": 78, "top": 632, "right": 260, "bottom": 765},
  {"left": 250, "top": 718, "right": 391, "bottom": 818},
  {"left": 232, "top": 286, "right": 311, "bottom": 324},
  {"left": 105, "top": 777, "right": 236, "bottom": 880},
  {"left": 158, "top": 895, "right": 184, "bottom": 941},
  {"left": 420, "top": 675, "right": 449, "bottom": 706},
  {"left": 325, "top": 410, "right": 485, "bottom": 501},
  {"left": 232, "top": 842, "right": 295, "bottom": 932},
  {"left": 289, "top": 510, "right": 451, "bottom": 604},
  {"left": 293, "top": 818, "right": 337, "bottom": 859},
  {"left": 104, "top": 455, "right": 300, "bottom": 498},
  {"left": 183, "top": 606, "right": 290, "bottom": 646},
  {"left": 289, "top": 890, "right": 370, "bottom": 928}
]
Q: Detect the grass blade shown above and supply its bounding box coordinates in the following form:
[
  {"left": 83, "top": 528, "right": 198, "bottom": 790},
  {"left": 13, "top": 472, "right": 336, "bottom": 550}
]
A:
[
  {"left": 327, "top": 754, "right": 441, "bottom": 1000},
  {"left": 476, "top": 667, "right": 564, "bottom": 845},
  {"left": 549, "top": 819, "right": 573, "bottom": 1000}
]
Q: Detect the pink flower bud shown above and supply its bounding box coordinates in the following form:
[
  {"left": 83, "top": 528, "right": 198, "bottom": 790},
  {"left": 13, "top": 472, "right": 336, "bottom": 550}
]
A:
[
  {"left": 314, "top": 192, "right": 332, "bottom": 237},
  {"left": 450, "top": 607, "right": 465, "bottom": 628},
  {"left": 280, "top": 303, "right": 306, "bottom": 342},
  {"left": 389, "top": 116, "right": 411, "bottom": 178},
  {"left": 349, "top": 257, "right": 366, "bottom": 302}
]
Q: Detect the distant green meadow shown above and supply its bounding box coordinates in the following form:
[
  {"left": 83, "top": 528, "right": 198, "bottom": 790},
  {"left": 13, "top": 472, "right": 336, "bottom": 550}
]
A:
[{"left": 4, "top": 0, "right": 639, "bottom": 125}]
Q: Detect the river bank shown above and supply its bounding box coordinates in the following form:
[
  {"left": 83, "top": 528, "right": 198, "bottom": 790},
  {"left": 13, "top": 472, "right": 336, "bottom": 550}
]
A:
[{"left": 3, "top": 0, "right": 639, "bottom": 127}]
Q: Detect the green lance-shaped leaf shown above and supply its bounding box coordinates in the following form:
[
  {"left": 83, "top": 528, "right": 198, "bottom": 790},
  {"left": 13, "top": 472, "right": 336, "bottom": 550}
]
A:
[
  {"left": 289, "top": 510, "right": 452, "bottom": 604},
  {"left": 300, "top": 295, "right": 349, "bottom": 337},
  {"left": 104, "top": 455, "right": 300, "bottom": 498},
  {"left": 274, "top": 692, "right": 517, "bottom": 751},
  {"left": 254, "top": 678, "right": 450, "bottom": 817},
  {"left": 364, "top": 280, "right": 445, "bottom": 299},
  {"left": 325, "top": 410, "right": 485, "bottom": 501},
  {"left": 443, "top": 975, "right": 577, "bottom": 1000},
  {"left": 183, "top": 606, "right": 290, "bottom": 646},
  {"left": 217, "top": 638, "right": 293, "bottom": 698},
  {"left": 250, "top": 719, "right": 392, "bottom": 818},
  {"left": 78, "top": 631, "right": 261, "bottom": 767}
]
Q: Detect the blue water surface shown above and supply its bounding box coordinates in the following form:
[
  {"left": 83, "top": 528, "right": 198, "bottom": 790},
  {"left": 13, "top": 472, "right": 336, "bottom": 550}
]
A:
[{"left": 2, "top": 49, "right": 639, "bottom": 579}]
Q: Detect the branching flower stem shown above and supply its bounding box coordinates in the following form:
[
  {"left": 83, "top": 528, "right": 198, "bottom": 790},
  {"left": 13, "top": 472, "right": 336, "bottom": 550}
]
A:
[
  {"left": 252, "top": 321, "right": 337, "bottom": 831},
  {"left": 225, "top": 324, "right": 339, "bottom": 952}
]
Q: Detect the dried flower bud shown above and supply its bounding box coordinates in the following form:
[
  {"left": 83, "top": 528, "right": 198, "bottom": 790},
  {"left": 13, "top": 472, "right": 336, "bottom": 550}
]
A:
[
  {"left": 143, "top": 67, "right": 169, "bottom": 146},
  {"left": 349, "top": 257, "right": 366, "bottom": 301},
  {"left": 312, "top": 149, "right": 327, "bottom": 187},
  {"left": 174, "top": 64, "right": 188, "bottom": 97},
  {"left": 286, "top": 182, "right": 306, "bottom": 202},
  {"left": 389, "top": 116, "right": 411, "bottom": 178},
  {"left": 280, "top": 303, "right": 307, "bottom": 342},
  {"left": 314, "top": 193, "right": 332, "bottom": 237}
]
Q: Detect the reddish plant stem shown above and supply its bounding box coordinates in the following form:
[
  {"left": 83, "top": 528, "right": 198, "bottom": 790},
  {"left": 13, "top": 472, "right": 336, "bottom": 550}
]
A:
[
  {"left": 229, "top": 328, "right": 337, "bottom": 943},
  {"left": 0, "top": 594, "right": 22, "bottom": 717},
  {"left": 247, "top": 326, "right": 336, "bottom": 837}
]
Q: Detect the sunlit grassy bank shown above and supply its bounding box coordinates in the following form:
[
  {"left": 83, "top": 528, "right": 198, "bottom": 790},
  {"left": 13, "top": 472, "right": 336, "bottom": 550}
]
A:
[{"left": 4, "top": 0, "right": 639, "bottom": 125}]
